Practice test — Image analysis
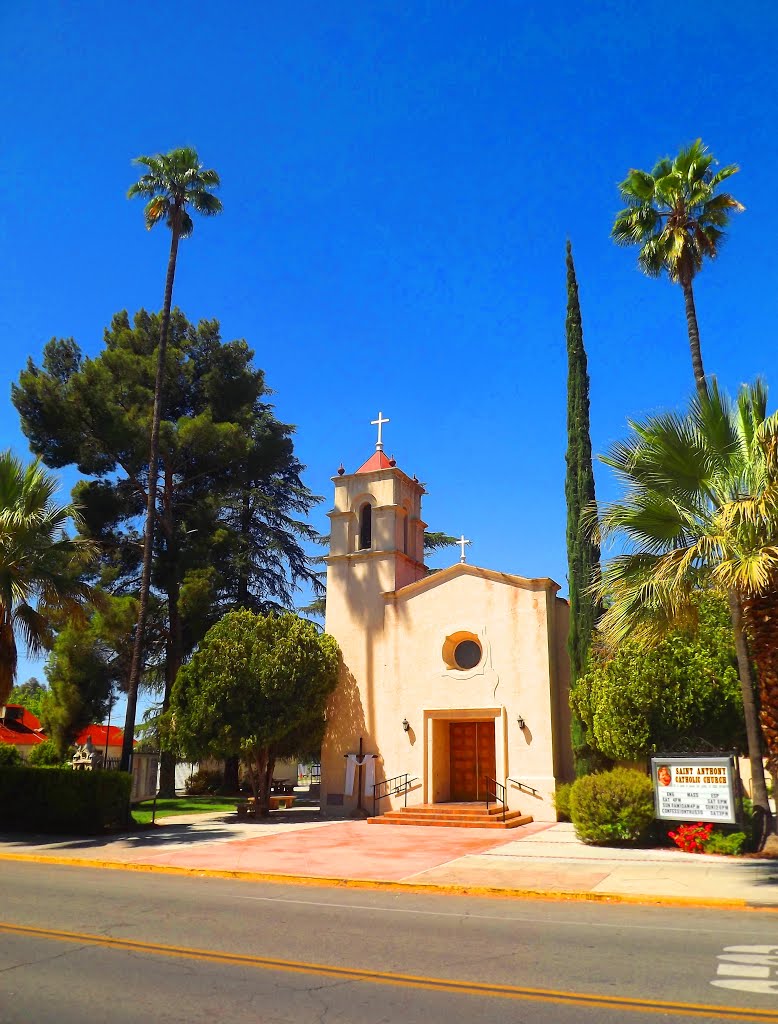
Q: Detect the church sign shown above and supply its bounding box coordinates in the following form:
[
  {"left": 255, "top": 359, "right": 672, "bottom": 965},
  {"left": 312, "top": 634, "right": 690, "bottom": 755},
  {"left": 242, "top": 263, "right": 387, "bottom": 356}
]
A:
[{"left": 651, "top": 754, "right": 738, "bottom": 825}]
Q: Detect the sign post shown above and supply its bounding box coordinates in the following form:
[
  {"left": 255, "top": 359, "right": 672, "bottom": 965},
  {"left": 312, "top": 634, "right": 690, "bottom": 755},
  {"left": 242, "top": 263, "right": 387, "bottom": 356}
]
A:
[{"left": 651, "top": 754, "right": 739, "bottom": 825}]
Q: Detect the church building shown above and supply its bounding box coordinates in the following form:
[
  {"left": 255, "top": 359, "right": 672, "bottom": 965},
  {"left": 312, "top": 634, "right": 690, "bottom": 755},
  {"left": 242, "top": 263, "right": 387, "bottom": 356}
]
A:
[{"left": 320, "top": 416, "right": 573, "bottom": 824}]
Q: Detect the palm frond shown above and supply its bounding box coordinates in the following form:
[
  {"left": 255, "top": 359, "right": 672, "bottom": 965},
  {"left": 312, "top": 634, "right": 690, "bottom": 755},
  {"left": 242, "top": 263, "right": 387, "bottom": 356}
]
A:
[
  {"left": 612, "top": 140, "right": 742, "bottom": 287},
  {"left": 128, "top": 147, "right": 222, "bottom": 239},
  {"left": 597, "top": 381, "right": 778, "bottom": 653},
  {"left": 12, "top": 602, "right": 50, "bottom": 655}
]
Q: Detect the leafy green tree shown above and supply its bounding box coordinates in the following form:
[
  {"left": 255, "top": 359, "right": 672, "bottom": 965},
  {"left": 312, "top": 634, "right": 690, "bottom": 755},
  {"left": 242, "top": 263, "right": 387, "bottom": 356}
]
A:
[
  {"left": 592, "top": 381, "right": 778, "bottom": 836},
  {"left": 123, "top": 147, "right": 223, "bottom": 772},
  {"left": 40, "top": 594, "right": 138, "bottom": 757},
  {"left": 8, "top": 677, "right": 47, "bottom": 720},
  {"left": 571, "top": 594, "right": 743, "bottom": 760},
  {"left": 422, "top": 531, "right": 460, "bottom": 557},
  {"left": 27, "top": 738, "right": 63, "bottom": 767},
  {"left": 612, "top": 139, "right": 743, "bottom": 392},
  {"left": 167, "top": 611, "right": 339, "bottom": 815},
  {"left": 0, "top": 452, "right": 94, "bottom": 705},
  {"left": 42, "top": 624, "right": 112, "bottom": 757},
  {"left": 13, "top": 311, "right": 319, "bottom": 794},
  {"left": 564, "top": 241, "right": 604, "bottom": 775},
  {"left": 0, "top": 745, "right": 22, "bottom": 766}
]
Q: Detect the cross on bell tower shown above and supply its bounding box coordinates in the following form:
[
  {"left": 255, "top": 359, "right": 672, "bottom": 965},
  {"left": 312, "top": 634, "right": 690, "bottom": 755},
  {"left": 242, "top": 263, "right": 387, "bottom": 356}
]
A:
[{"left": 371, "top": 411, "right": 390, "bottom": 451}]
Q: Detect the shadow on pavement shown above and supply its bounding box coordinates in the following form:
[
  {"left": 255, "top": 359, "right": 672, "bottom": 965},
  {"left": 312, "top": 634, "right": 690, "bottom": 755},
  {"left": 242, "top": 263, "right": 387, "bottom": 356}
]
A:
[{"left": 0, "top": 807, "right": 350, "bottom": 852}]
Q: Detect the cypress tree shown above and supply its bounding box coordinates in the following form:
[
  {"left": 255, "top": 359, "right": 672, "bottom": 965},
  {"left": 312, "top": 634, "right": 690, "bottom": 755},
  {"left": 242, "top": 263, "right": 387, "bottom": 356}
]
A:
[{"left": 564, "top": 240, "right": 604, "bottom": 775}]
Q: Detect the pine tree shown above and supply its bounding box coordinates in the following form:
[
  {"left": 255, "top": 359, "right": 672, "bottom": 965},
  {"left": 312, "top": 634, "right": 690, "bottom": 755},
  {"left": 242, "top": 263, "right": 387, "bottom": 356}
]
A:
[{"left": 564, "top": 241, "right": 604, "bottom": 775}]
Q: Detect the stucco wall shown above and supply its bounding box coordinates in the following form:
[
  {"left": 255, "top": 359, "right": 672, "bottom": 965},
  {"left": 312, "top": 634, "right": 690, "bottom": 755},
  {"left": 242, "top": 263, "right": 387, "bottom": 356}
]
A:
[{"left": 321, "top": 564, "right": 571, "bottom": 821}]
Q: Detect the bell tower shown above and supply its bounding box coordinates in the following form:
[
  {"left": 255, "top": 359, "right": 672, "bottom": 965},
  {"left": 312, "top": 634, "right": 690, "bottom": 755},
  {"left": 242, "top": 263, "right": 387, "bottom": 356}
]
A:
[{"left": 325, "top": 413, "right": 427, "bottom": 641}]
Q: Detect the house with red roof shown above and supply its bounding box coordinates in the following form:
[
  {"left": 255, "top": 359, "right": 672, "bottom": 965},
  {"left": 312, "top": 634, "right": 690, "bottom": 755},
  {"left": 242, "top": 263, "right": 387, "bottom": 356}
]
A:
[
  {"left": 0, "top": 709, "right": 135, "bottom": 763},
  {"left": 74, "top": 724, "right": 130, "bottom": 761},
  {"left": 0, "top": 704, "right": 47, "bottom": 759}
]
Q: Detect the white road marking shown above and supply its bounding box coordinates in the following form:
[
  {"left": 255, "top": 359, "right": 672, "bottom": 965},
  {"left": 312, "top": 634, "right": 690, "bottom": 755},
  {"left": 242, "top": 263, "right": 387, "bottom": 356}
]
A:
[
  {"left": 717, "top": 964, "right": 770, "bottom": 978},
  {"left": 712, "top": 944, "right": 778, "bottom": 995},
  {"left": 230, "top": 894, "right": 740, "bottom": 934},
  {"left": 712, "top": 979, "right": 778, "bottom": 994}
]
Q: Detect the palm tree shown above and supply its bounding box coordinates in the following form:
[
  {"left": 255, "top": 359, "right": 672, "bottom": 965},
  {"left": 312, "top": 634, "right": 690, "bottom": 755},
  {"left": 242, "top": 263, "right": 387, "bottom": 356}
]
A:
[
  {"left": 612, "top": 139, "right": 743, "bottom": 393},
  {"left": 0, "top": 452, "right": 94, "bottom": 705},
  {"left": 122, "top": 148, "right": 222, "bottom": 773},
  {"left": 592, "top": 382, "right": 778, "bottom": 840}
]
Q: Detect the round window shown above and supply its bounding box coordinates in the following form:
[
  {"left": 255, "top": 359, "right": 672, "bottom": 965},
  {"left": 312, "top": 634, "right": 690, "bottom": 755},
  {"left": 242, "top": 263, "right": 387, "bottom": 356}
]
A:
[{"left": 453, "top": 639, "right": 481, "bottom": 670}]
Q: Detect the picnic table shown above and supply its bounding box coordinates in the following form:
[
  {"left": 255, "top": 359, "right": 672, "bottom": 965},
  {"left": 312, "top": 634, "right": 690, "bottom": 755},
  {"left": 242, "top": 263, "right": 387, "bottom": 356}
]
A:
[{"left": 270, "top": 778, "right": 295, "bottom": 794}]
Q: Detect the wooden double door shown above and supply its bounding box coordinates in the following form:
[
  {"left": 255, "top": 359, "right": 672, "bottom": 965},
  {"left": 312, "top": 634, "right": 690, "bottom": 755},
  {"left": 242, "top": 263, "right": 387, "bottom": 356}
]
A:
[{"left": 449, "top": 721, "right": 496, "bottom": 801}]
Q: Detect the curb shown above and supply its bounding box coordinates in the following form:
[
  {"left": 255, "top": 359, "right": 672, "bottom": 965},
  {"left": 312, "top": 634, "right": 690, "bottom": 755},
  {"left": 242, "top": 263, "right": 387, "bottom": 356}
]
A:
[{"left": 0, "top": 851, "right": 773, "bottom": 911}]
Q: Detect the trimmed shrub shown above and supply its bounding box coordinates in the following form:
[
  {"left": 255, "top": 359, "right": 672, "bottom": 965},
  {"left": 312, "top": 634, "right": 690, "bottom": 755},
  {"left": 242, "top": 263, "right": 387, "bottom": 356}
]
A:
[
  {"left": 704, "top": 831, "right": 748, "bottom": 856},
  {"left": 27, "top": 739, "right": 63, "bottom": 767},
  {"left": 570, "top": 767, "right": 654, "bottom": 846},
  {"left": 0, "top": 766, "right": 131, "bottom": 833},
  {"left": 554, "top": 782, "right": 573, "bottom": 821},
  {"left": 0, "top": 744, "right": 22, "bottom": 767},
  {"left": 185, "top": 768, "right": 223, "bottom": 795}
]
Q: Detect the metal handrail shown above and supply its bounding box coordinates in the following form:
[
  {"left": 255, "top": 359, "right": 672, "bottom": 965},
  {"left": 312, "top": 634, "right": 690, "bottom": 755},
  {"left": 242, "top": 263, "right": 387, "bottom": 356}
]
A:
[
  {"left": 372, "top": 773, "right": 417, "bottom": 816},
  {"left": 483, "top": 775, "right": 506, "bottom": 822},
  {"left": 507, "top": 777, "right": 539, "bottom": 798}
]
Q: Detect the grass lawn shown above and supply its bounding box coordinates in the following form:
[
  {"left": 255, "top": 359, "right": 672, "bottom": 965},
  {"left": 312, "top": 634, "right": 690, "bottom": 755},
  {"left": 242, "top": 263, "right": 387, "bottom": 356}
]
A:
[{"left": 132, "top": 795, "right": 243, "bottom": 825}]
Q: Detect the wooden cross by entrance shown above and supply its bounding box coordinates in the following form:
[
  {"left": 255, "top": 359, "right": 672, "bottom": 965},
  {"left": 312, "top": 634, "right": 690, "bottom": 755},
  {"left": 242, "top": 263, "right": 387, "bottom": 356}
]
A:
[{"left": 371, "top": 411, "right": 390, "bottom": 451}]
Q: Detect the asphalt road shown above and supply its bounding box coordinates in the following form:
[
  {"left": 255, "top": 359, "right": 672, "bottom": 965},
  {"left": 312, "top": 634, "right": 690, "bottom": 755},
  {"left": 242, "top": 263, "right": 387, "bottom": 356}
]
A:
[{"left": 2, "top": 861, "right": 778, "bottom": 1023}]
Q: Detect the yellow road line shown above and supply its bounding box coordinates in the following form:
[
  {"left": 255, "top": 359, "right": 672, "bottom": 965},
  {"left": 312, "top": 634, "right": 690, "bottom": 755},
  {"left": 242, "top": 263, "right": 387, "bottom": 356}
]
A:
[
  {"left": 0, "top": 919, "right": 776, "bottom": 1021},
  {"left": 0, "top": 851, "right": 769, "bottom": 912}
]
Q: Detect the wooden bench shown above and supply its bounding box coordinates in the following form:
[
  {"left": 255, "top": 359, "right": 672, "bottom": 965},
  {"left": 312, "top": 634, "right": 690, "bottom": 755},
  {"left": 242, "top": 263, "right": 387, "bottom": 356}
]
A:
[{"left": 236, "top": 795, "right": 296, "bottom": 819}]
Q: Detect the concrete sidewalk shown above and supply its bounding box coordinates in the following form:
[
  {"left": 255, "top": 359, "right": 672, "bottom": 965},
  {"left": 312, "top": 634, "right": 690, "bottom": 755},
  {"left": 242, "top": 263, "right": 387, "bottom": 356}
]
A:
[{"left": 2, "top": 812, "right": 778, "bottom": 907}]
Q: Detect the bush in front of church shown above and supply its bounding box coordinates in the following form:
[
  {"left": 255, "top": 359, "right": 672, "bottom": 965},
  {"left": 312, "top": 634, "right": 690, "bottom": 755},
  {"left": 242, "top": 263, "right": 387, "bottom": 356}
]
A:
[
  {"left": 553, "top": 782, "right": 573, "bottom": 821},
  {"left": 569, "top": 767, "right": 654, "bottom": 845}
]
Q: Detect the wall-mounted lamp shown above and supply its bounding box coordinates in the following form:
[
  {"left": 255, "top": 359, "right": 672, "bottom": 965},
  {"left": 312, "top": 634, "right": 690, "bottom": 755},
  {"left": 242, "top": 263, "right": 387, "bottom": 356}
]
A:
[
  {"left": 402, "top": 718, "right": 410, "bottom": 733},
  {"left": 517, "top": 715, "right": 526, "bottom": 730}
]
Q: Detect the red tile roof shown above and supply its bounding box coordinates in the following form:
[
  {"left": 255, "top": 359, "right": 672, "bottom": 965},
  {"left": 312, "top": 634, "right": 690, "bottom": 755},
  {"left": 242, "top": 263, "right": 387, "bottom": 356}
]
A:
[
  {"left": 355, "top": 451, "right": 394, "bottom": 474},
  {"left": 4, "top": 704, "right": 43, "bottom": 732},
  {"left": 74, "top": 724, "right": 128, "bottom": 747},
  {"left": 0, "top": 723, "right": 44, "bottom": 746}
]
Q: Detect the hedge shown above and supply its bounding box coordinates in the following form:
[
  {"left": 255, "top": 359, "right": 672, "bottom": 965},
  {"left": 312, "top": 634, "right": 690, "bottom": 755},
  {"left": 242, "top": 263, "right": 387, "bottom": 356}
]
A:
[
  {"left": 0, "top": 766, "right": 132, "bottom": 834},
  {"left": 0, "top": 745, "right": 22, "bottom": 767}
]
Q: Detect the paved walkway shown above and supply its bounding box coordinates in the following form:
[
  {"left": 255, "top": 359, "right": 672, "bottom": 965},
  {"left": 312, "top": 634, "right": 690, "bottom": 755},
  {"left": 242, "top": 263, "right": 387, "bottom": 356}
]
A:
[{"left": 2, "top": 811, "right": 778, "bottom": 907}]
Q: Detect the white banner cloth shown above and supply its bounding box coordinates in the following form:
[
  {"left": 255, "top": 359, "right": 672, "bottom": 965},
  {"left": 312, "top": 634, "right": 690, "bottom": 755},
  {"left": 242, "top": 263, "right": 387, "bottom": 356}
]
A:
[{"left": 344, "top": 753, "right": 377, "bottom": 796}]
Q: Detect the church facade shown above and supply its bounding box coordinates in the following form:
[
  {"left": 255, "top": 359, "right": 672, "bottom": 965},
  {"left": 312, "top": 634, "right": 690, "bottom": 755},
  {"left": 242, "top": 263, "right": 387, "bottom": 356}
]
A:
[{"left": 320, "top": 428, "right": 573, "bottom": 822}]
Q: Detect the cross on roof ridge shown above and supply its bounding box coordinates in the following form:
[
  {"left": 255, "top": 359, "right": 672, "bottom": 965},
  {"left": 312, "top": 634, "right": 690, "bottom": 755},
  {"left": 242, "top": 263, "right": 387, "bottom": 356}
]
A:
[{"left": 370, "top": 411, "right": 390, "bottom": 451}]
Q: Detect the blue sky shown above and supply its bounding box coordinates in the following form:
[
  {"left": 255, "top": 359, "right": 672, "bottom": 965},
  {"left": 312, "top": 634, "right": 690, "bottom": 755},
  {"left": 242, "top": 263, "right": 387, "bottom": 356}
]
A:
[{"left": 3, "top": 2, "right": 777, "bottom": 704}]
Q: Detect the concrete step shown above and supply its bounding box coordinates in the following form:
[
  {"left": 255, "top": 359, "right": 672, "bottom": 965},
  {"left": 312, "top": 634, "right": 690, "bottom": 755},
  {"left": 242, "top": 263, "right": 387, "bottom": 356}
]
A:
[
  {"left": 368, "top": 809, "right": 533, "bottom": 829},
  {"left": 378, "top": 802, "right": 510, "bottom": 818},
  {"left": 380, "top": 811, "right": 521, "bottom": 823}
]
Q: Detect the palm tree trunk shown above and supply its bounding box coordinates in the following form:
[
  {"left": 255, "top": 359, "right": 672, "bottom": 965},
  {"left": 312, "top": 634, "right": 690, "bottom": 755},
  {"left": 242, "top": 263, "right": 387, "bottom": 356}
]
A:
[
  {"left": 0, "top": 614, "right": 17, "bottom": 707},
  {"left": 742, "top": 590, "right": 778, "bottom": 835},
  {"left": 120, "top": 224, "right": 181, "bottom": 773},
  {"left": 728, "top": 591, "right": 772, "bottom": 844},
  {"left": 682, "top": 280, "right": 706, "bottom": 394}
]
